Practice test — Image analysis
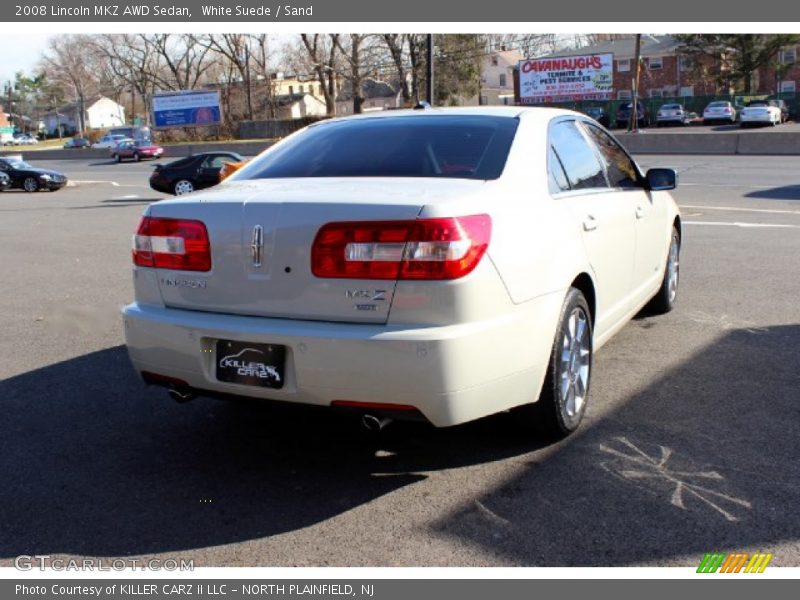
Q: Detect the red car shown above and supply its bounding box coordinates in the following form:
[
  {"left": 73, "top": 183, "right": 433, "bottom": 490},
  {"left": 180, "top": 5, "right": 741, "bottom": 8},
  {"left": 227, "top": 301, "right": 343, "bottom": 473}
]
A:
[{"left": 111, "top": 139, "right": 164, "bottom": 162}]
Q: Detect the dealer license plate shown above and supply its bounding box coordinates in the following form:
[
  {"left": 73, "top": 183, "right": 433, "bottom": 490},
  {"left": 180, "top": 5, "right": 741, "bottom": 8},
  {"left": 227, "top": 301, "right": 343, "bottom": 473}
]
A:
[{"left": 216, "top": 340, "right": 286, "bottom": 389}]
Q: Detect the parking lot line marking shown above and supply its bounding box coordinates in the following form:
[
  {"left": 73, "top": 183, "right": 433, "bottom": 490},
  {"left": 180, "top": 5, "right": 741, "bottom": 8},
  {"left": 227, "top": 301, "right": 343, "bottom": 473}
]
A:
[
  {"left": 684, "top": 221, "right": 800, "bottom": 229},
  {"left": 71, "top": 180, "right": 119, "bottom": 185},
  {"left": 679, "top": 182, "right": 777, "bottom": 189},
  {"left": 679, "top": 204, "right": 800, "bottom": 215}
]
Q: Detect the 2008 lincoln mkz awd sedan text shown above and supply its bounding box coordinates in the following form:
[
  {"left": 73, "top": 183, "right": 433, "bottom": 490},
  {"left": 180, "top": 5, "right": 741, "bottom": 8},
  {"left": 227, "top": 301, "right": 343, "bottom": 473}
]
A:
[{"left": 122, "top": 107, "right": 681, "bottom": 437}]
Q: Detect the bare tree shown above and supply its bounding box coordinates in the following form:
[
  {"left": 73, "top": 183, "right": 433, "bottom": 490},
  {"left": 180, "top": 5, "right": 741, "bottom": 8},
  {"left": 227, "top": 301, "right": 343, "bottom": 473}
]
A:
[
  {"left": 152, "top": 34, "right": 214, "bottom": 91},
  {"left": 91, "top": 34, "right": 164, "bottom": 125},
  {"left": 41, "top": 35, "right": 99, "bottom": 134},
  {"left": 382, "top": 34, "right": 412, "bottom": 106},
  {"left": 335, "top": 34, "right": 384, "bottom": 114},
  {"left": 486, "top": 34, "right": 559, "bottom": 58},
  {"left": 247, "top": 34, "right": 276, "bottom": 119},
  {"left": 300, "top": 34, "right": 339, "bottom": 116},
  {"left": 201, "top": 34, "right": 255, "bottom": 120}
]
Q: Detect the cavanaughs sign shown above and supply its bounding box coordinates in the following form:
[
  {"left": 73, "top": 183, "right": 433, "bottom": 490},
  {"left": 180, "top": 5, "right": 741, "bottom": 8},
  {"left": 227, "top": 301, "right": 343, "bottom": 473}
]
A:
[{"left": 518, "top": 53, "right": 613, "bottom": 103}]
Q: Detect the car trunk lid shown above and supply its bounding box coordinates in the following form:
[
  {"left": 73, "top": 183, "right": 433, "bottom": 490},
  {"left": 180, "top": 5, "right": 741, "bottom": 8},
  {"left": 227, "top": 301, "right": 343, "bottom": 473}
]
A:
[{"left": 145, "top": 177, "right": 486, "bottom": 324}]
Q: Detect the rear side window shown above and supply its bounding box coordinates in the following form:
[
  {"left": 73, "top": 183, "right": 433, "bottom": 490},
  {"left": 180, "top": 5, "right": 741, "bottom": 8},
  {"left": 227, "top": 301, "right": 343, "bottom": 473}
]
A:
[
  {"left": 547, "top": 145, "right": 570, "bottom": 193},
  {"left": 235, "top": 115, "right": 519, "bottom": 181},
  {"left": 580, "top": 123, "right": 641, "bottom": 189},
  {"left": 549, "top": 121, "right": 607, "bottom": 191},
  {"left": 203, "top": 155, "right": 232, "bottom": 168},
  {"left": 169, "top": 157, "right": 195, "bottom": 169}
]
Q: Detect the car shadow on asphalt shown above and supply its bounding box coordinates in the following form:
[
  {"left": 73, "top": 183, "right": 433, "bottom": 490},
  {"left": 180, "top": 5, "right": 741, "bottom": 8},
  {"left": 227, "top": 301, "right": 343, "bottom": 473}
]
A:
[
  {"left": 87, "top": 160, "right": 126, "bottom": 167},
  {"left": 430, "top": 324, "right": 800, "bottom": 566},
  {"left": 709, "top": 124, "right": 740, "bottom": 132},
  {"left": 744, "top": 186, "right": 800, "bottom": 201},
  {"left": 68, "top": 197, "right": 164, "bottom": 210},
  {"left": 0, "top": 345, "right": 544, "bottom": 558},
  {"left": 101, "top": 197, "right": 165, "bottom": 204}
]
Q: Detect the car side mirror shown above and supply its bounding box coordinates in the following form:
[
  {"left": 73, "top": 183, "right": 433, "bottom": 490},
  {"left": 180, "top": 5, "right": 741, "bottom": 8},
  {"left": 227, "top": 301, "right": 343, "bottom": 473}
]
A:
[{"left": 645, "top": 168, "right": 677, "bottom": 191}]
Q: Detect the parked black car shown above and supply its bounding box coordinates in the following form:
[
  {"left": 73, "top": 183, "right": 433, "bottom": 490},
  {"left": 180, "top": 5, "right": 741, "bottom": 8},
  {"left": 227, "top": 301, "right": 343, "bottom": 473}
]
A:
[
  {"left": 582, "top": 106, "right": 610, "bottom": 127},
  {"left": 149, "top": 152, "right": 244, "bottom": 195},
  {"left": 616, "top": 101, "right": 650, "bottom": 128},
  {"left": 0, "top": 157, "right": 68, "bottom": 192},
  {"left": 63, "top": 137, "right": 91, "bottom": 149},
  {"left": 0, "top": 171, "right": 10, "bottom": 191}
]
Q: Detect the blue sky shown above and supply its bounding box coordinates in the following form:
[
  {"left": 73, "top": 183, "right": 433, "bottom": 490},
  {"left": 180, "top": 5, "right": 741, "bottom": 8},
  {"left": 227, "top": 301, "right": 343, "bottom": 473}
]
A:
[{"left": 0, "top": 34, "right": 51, "bottom": 87}]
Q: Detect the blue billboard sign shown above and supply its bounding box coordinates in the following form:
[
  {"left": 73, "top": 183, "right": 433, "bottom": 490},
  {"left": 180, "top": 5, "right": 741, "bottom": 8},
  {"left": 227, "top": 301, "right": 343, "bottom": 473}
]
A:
[{"left": 152, "top": 91, "right": 221, "bottom": 128}]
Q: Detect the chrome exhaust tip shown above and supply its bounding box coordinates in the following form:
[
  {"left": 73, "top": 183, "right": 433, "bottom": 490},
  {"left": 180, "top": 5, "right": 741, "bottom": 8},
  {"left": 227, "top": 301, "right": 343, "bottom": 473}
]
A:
[
  {"left": 362, "top": 414, "right": 392, "bottom": 432},
  {"left": 168, "top": 388, "right": 197, "bottom": 403}
]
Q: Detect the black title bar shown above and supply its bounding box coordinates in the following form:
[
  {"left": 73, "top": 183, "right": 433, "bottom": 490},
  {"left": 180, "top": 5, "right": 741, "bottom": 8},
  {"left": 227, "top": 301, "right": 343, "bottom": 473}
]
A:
[{"left": 4, "top": 0, "right": 800, "bottom": 22}]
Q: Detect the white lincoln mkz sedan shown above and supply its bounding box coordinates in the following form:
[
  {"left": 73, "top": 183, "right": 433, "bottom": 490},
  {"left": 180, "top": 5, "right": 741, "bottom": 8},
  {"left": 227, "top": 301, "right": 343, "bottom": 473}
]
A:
[{"left": 123, "top": 107, "right": 681, "bottom": 437}]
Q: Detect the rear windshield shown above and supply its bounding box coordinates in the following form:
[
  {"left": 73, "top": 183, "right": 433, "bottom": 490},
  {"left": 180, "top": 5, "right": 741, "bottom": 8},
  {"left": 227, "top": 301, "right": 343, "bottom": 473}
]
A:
[
  {"left": 708, "top": 102, "right": 729, "bottom": 107},
  {"left": 661, "top": 104, "right": 681, "bottom": 110},
  {"left": 235, "top": 115, "right": 519, "bottom": 181}
]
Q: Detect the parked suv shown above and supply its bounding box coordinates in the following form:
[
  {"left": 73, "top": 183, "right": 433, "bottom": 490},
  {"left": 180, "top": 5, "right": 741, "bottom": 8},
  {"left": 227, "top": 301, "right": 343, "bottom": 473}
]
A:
[{"left": 616, "top": 102, "right": 649, "bottom": 128}]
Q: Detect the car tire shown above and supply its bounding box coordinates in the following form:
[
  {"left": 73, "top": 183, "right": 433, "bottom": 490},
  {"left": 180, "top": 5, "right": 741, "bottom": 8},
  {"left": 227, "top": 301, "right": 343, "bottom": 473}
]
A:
[
  {"left": 173, "top": 179, "right": 195, "bottom": 195},
  {"left": 523, "top": 287, "right": 593, "bottom": 438},
  {"left": 134, "top": 152, "right": 141, "bottom": 162},
  {"left": 648, "top": 226, "right": 681, "bottom": 315},
  {"left": 23, "top": 177, "right": 39, "bottom": 193},
  {"left": 113, "top": 153, "right": 120, "bottom": 163}
]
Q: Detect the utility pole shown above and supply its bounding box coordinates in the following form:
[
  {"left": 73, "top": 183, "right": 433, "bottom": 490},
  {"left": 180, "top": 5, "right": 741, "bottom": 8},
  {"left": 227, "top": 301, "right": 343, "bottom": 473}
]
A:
[
  {"left": 130, "top": 67, "right": 136, "bottom": 126},
  {"left": 629, "top": 34, "right": 642, "bottom": 133},
  {"left": 6, "top": 80, "right": 13, "bottom": 132},
  {"left": 426, "top": 34, "right": 434, "bottom": 105}
]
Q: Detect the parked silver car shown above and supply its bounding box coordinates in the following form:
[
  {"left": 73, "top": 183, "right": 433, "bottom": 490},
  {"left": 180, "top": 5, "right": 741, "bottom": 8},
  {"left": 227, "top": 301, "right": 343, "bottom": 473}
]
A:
[
  {"left": 703, "top": 101, "right": 737, "bottom": 124},
  {"left": 656, "top": 104, "right": 690, "bottom": 126}
]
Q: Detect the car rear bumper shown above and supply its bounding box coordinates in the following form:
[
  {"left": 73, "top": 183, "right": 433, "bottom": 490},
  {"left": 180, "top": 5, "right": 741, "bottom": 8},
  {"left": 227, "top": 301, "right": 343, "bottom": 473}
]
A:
[
  {"left": 149, "top": 180, "right": 171, "bottom": 194},
  {"left": 740, "top": 114, "right": 773, "bottom": 123},
  {"left": 122, "top": 294, "right": 562, "bottom": 427}
]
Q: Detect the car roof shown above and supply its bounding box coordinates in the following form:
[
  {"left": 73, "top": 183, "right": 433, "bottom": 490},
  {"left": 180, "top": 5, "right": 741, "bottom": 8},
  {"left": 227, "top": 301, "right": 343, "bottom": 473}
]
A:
[
  {"left": 316, "top": 105, "right": 584, "bottom": 125},
  {"left": 189, "top": 151, "right": 242, "bottom": 157}
]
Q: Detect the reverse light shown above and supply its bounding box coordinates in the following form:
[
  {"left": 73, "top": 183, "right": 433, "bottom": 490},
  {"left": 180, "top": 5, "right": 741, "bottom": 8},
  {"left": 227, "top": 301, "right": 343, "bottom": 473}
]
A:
[
  {"left": 311, "top": 214, "right": 491, "bottom": 280},
  {"left": 132, "top": 216, "right": 211, "bottom": 271}
]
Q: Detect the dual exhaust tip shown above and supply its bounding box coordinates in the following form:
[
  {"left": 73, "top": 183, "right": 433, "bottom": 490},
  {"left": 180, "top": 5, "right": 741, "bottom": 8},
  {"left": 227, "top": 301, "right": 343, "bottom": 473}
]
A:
[
  {"left": 166, "top": 389, "right": 392, "bottom": 432},
  {"left": 361, "top": 414, "right": 392, "bottom": 433},
  {"left": 168, "top": 388, "right": 196, "bottom": 403}
]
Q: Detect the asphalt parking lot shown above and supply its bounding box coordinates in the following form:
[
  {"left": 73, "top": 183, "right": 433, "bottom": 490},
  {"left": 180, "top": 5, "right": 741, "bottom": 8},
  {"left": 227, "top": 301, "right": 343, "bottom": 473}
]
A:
[{"left": 0, "top": 155, "right": 798, "bottom": 567}]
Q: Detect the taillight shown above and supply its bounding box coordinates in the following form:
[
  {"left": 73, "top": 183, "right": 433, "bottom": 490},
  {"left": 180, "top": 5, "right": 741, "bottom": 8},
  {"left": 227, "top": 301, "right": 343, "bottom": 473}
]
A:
[
  {"left": 132, "top": 216, "right": 211, "bottom": 271},
  {"left": 311, "top": 214, "right": 491, "bottom": 280}
]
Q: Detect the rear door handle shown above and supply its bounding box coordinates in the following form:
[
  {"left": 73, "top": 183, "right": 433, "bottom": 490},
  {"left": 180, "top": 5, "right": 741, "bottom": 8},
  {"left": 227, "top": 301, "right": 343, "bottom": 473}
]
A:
[
  {"left": 635, "top": 206, "right": 646, "bottom": 219},
  {"left": 582, "top": 215, "right": 598, "bottom": 231}
]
